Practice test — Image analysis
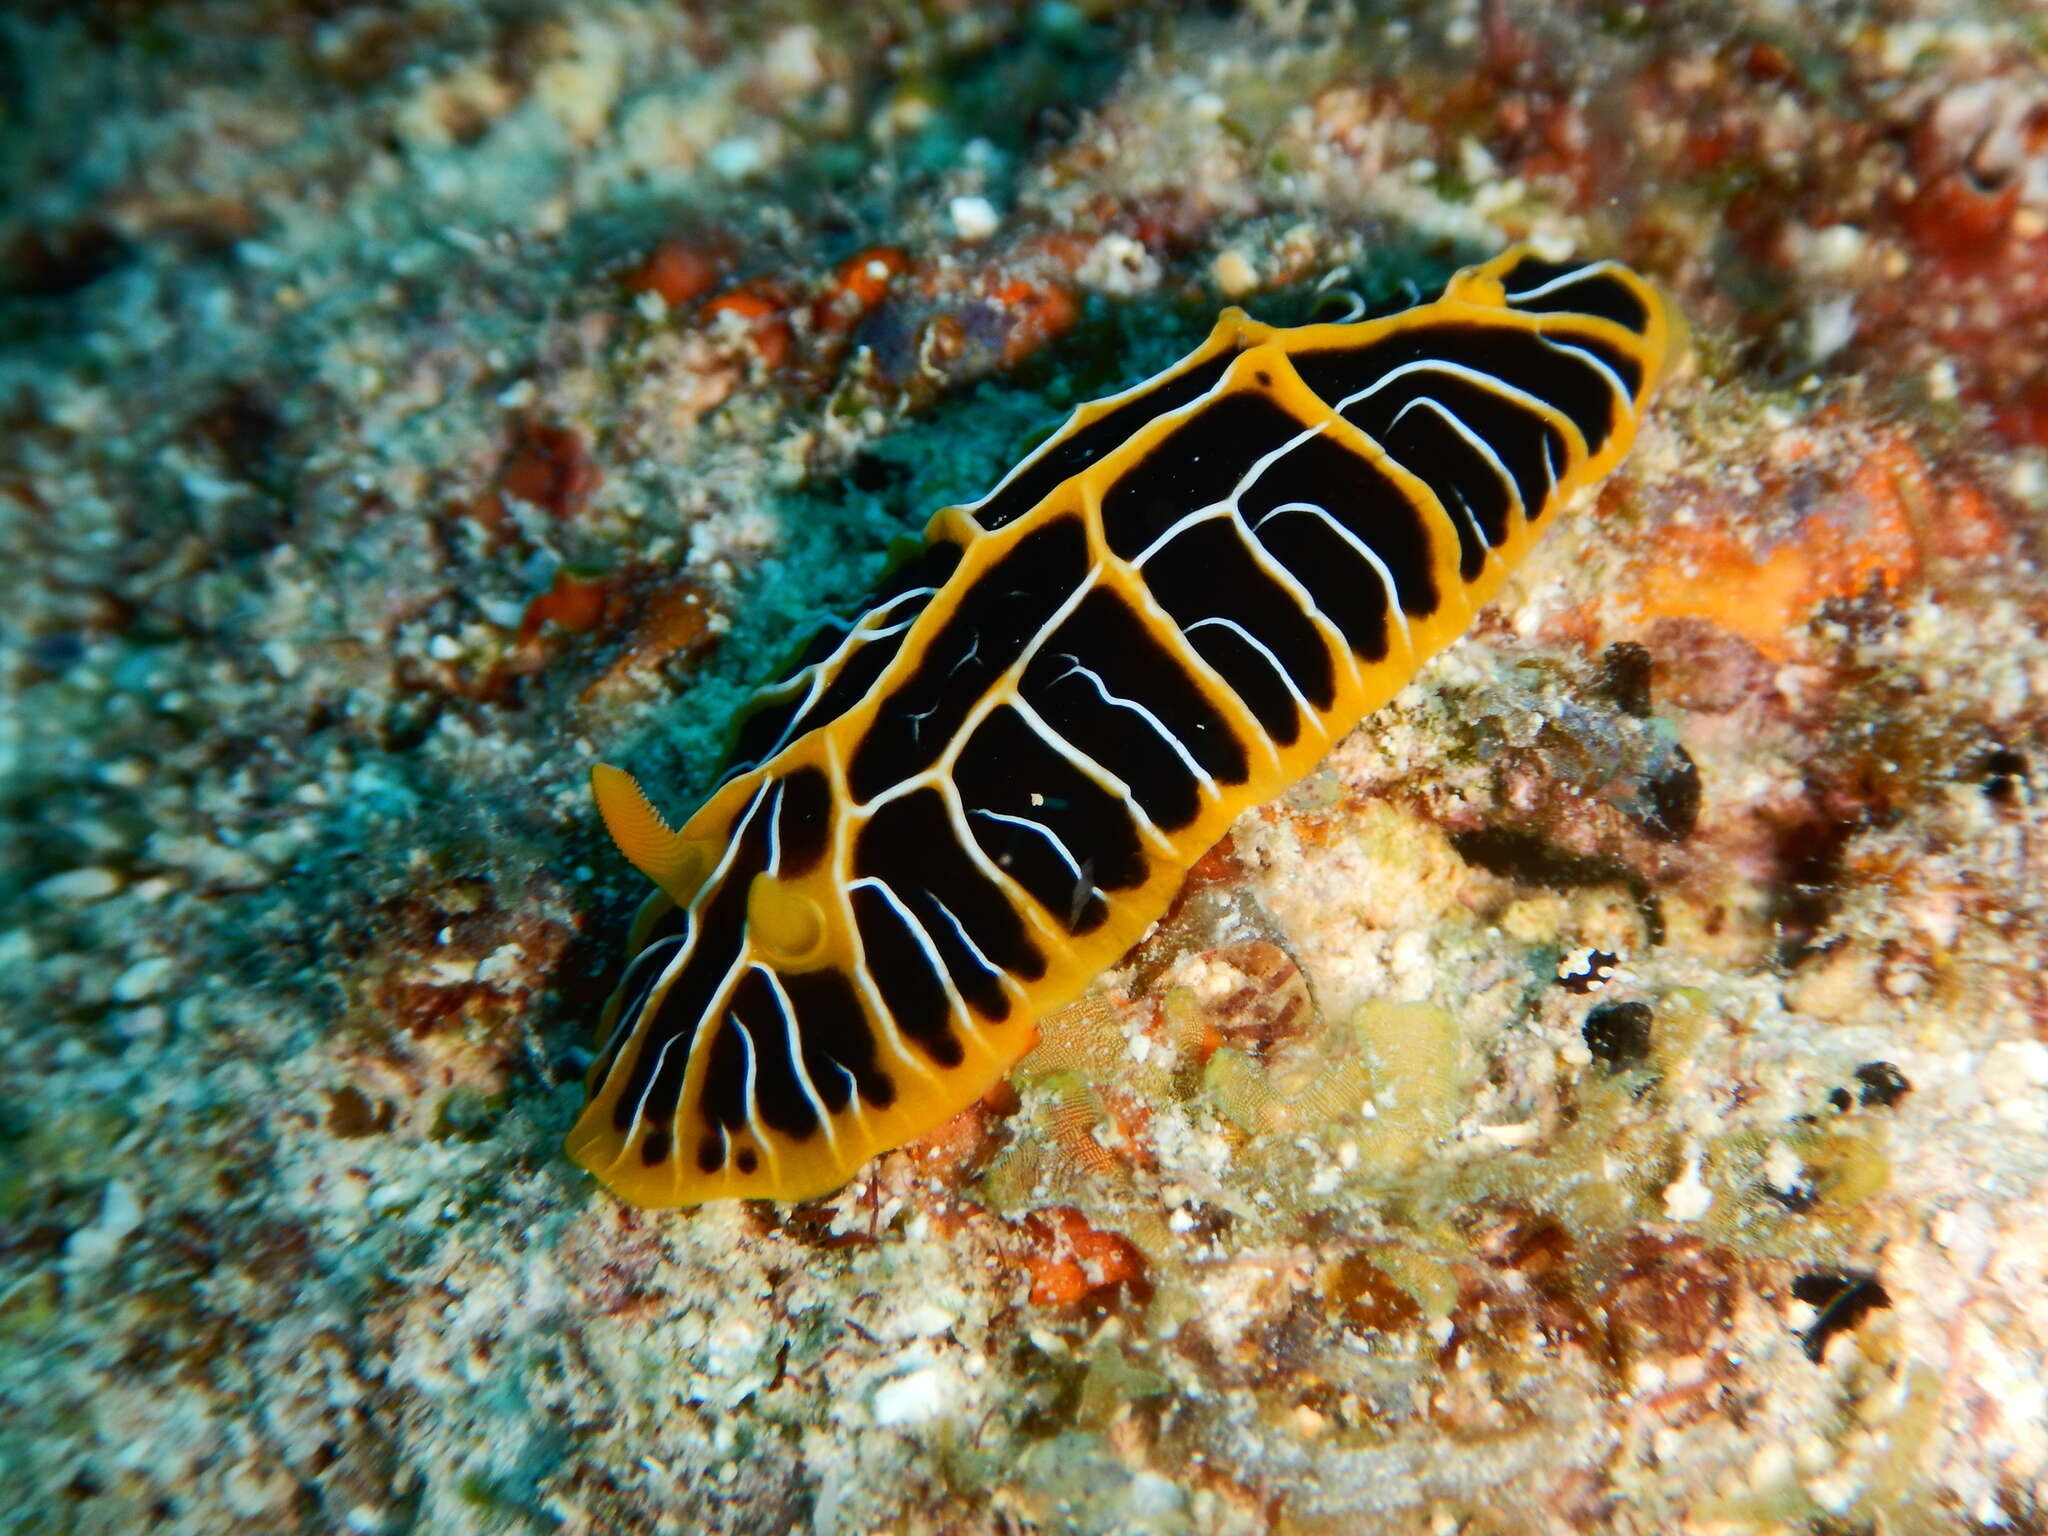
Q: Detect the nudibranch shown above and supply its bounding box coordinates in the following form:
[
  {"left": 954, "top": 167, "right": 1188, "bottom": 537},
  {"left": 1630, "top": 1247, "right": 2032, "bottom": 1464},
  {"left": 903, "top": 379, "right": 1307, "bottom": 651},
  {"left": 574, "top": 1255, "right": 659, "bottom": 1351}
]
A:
[{"left": 569, "top": 246, "right": 1674, "bottom": 1207}]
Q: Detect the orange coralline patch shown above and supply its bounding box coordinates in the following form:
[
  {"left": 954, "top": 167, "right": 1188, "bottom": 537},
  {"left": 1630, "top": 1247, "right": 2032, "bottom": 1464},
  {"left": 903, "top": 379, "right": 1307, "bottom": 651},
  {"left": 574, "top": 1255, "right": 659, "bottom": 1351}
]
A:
[
  {"left": 635, "top": 232, "right": 1097, "bottom": 406},
  {"left": 1181, "top": 832, "right": 1245, "bottom": 894},
  {"left": 985, "top": 273, "right": 1079, "bottom": 367},
  {"left": 472, "top": 422, "right": 602, "bottom": 531},
  {"left": 515, "top": 565, "right": 621, "bottom": 648},
  {"left": 1890, "top": 105, "right": 2041, "bottom": 279},
  {"left": 1897, "top": 167, "right": 2023, "bottom": 276},
  {"left": 623, "top": 238, "right": 724, "bottom": 309},
  {"left": 702, "top": 282, "right": 794, "bottom": 370},
  {"left": 1846, "top": 99, "right": 2048, "bottom": 449},
  {"left": 326, "top": 1086, "right": 395, "bottom": 1139},
  {"left": 901, "top": 1096, "right": 1001, "bottom": 1188},
  {"left": 1016, "top": 1206, "right": 1150, "bottom": 1310},
  {"left": 1096, "top": 1087, "right": 1155, "bottom": 1167},
  {"left": 907, "top": 257, "right": 1081, "bottom": 387},
  {"left": 1857, "top": 434, "right": 2011, "bottom": 562},
  {"left": 1324, "top": 1252, "right": 1424, "bottom": 1334},
  {"left": 580, "top": 581, "right": 716, "bottom": 701},
  {"left": 1606, "top": 435, "right": 2001, "bottom": 658},
  {"left": 812, "top": 245, "right": 910, "bottom": 335},
  {"left": 501, "top": 422, "right": 601, "bottom": 516}
]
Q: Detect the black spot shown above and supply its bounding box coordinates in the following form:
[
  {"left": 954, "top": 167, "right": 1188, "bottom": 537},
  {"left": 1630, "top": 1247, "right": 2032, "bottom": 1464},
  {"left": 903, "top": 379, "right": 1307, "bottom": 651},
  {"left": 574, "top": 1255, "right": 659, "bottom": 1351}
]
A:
[
  {"left": 849, "top": 515, "right": 1091, "bottom": 803},
  {"left": 855, "top": 789, "right": 1037, "bottom": 1000},
  {"left": 326, "top": 1086, "right": 391, "bottom": 1139},
  {"left": 1100, "top": 390, "right": 1308, "bottom": 559},
  {"left": 1764, "top": 1161, "right": 1819, "bottom": 1212},
  {"left": 773, "top": 767, "right": 834, "bottom": 876},
  {"left": 1853, "top": 1061, "right": 1910, "bottom": 1108},
  {"left": 1770, "top": 811, "right": 1863, "bottom": 970},
  {"left": 1583, "top": 1001, "right": 1653, "bottom": 1071},
  {"left": 784, "top": 968, "right": 895, "bottom": 1110},
  {"left": 26, "top": 630, "right": 85, "bottom": 674},
  {"left": 973, "top": 352, "right": 1240, "bottom": 532},
  {"left": 1598, "top": 641, "right": 1655, "bottom": 719},
  {"left": 697, "top": 1134, "right": 726, "bottom": 1173},
  {"left": 3, "top": 219, "right": 132, "bottom": 299},
  {"left": 1790, "top": 1272, "right": 1890, "bottom": 1363},
  {"left": 848, "top": 451, "right": 907, "bottom": 491},
  {"left": 641, "top": 1129, "right": 671, "bottom": 1166},
  {"left": 1826, "top": 1086, "right": 1853, "bottom": 1112},
  {"left": 1497, "top": 255, "right": 1651, "bottom": 333},
  {"left": 851, "top": 885, "right": 964, "bottom": 1068},
  {"left": 736, "top": 1147, "right": 759, "bottom": 1175}
]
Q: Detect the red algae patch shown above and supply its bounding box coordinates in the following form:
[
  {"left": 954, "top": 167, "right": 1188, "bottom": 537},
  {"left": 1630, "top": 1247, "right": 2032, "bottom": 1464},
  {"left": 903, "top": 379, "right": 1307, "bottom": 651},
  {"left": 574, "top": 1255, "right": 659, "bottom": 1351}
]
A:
[
  {"left": 1599, "top": 429, "right": 2016, "bottom": 659},
  {"left": 1016, "top": 1206, "right": 1151, "bottom": 1311}
]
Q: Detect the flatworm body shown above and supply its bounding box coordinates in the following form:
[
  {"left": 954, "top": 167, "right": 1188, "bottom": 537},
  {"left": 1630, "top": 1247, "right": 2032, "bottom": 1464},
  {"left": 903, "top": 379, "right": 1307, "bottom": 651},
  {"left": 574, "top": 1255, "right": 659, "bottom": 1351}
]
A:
[{"left": 569, "top": 246, "right": 1674, "bottom": 1207}]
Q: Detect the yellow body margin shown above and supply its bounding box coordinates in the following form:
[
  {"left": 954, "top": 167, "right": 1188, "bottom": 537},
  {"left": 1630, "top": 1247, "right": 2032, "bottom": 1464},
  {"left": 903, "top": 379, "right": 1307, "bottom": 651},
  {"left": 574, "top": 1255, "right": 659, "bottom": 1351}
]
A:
[{"left": 569, "top": 247, "right": 1675, "bottom": 1208}]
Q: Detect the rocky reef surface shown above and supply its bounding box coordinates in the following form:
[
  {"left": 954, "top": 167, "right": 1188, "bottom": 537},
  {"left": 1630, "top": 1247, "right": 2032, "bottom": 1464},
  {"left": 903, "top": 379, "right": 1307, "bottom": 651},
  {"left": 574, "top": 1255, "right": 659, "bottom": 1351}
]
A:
[{"left": 4, "top": 2, "right": 2047, "bottom": 1532}]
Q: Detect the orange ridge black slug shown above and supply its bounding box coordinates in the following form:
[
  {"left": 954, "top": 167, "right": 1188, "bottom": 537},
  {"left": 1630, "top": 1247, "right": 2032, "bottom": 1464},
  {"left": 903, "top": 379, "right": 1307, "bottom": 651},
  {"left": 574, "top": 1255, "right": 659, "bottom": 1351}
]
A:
[{"left": 570, "top": 246, "right": 1674, "bottom": 1208}]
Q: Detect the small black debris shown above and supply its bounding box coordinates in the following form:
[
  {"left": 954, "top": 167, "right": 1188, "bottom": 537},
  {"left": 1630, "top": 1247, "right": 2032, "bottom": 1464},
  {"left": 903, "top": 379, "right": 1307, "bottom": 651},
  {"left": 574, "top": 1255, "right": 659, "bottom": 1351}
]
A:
[
  {"left": 1583, "top": 1000, "right": 1654, "bottom": 1071},
  {"left": 1978, "top": 747, "right": 2028, "bottom": 806},
  {"left": 1791, "top": 1271, "right": 1890, "bottom": 1363},
  {"left": 1639, "top": 745, "right": 1702, "bottom": 842},
  {"left": 847, "top": 450, "right": 908, "bottom": 493},
  {"left": 1853, "top": 1061, "right": 1911, "bottom": 1108},
  {"left": 1597, "top": 640, "right": 1656, "bottom": 719}
]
